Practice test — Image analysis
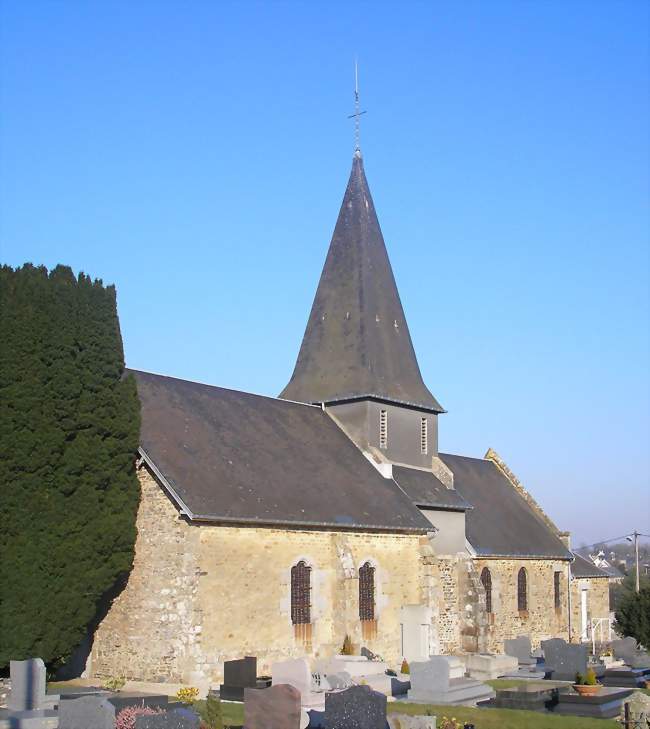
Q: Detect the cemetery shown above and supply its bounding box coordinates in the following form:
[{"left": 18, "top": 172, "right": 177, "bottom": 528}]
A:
[{"left": 2, "top": 637, "right": 650, "bottom": 729}]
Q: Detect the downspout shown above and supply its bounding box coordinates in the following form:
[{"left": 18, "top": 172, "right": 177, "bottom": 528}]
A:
[{"left": 567, "top": 560, "right": 573, "bottom": 642}]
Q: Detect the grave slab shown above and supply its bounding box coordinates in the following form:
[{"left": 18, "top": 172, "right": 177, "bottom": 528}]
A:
[
  {"left": 611, "top": 637, "right": 650, "bottom": 669},
  {"left": 601, "top": 666, "right": 650, "bottom": 688},
  {"left": 488, "top": 681, "right": 570, "bottom": 712},
  {"left": 460, "top": 653, "right": 518, "bottom": 680},
  {"left": 324, "top": 685, "right": 387, "bottom": 729},
  {"left": 387, "top": 715, "right": 436, "bottom": 729},
  {"left": 326, "top": 655, "right": 388, "bottom": 678},
  {"left": 553, "top": 686, "right": 633, "bottom": 719},
  {"left": 406, "top": 657, "right": 494, "bottom": 706},
  {"left": 0, "top": 709, "right": 59, "bottom": 729}
]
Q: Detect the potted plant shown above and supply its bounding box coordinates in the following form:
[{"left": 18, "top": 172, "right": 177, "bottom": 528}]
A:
[{"left": 573, "top": 668, "right": 601, "bottom": 696}]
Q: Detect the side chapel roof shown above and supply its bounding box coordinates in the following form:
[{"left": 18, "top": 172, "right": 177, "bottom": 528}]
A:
[
  {"left": 131, "top": 369, "right": 431, "bottom": 533},
  {"left": 440, "top": 453, "right": 573, "bottom": 560}
]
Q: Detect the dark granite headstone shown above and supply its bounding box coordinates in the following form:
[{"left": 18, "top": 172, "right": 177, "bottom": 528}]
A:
[
  {"left": 220, "top": 656, "right": 257, "bottom": 701},
  {"left": 135, "top": 707, "right": 200, "bottom": 729},
  {"left": 324, "top": 685, "right": 387, "bottom": 729},
  {"left": 541, "top": 638, "right": 587, "bottom": 681},
  {"left": 244, "top": 684, "right": 302, "bottom": 729},
  {"left": 58, "top": 695, "right": 117, "bottom": 729}
]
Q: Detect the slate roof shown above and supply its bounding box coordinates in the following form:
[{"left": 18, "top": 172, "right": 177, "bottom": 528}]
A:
[
  {"left": 280, "top": 153, "right": 444, "bottom": 413},
  {"left": 131, "top": 369, "right": 431, "bottom": 533},
  {"left": 571, "top": 553, "right": 611, "bottom": 579},
  {"left": 392, "top": 465, "right": 471, "bottom": 511},
  {"left": 440, "top": 453, "right": 572, "bottom": 559}
]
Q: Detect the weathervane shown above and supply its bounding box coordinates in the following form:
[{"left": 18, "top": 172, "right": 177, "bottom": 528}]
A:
[{"left": 347, "top": 59, "right": 367, "bottom": 153}]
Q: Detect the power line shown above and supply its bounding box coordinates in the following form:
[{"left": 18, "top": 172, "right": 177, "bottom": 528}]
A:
[{"left": 577, "top": 533, "right": 650, "bottom": 551}]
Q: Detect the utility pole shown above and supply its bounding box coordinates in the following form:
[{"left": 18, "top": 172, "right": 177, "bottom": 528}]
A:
[{"left": 634, "top": 530, "right": 640, "bottom": 593}]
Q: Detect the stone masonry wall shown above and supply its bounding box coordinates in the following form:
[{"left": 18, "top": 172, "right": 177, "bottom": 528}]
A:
[
  {"left": 474, "top": 558, "right": 570, "bottom": 652},
  {"left": 91, "top": 466, "right": 435, "bottom": 684},
  {"left": 570, "top": 577, "right": 611, "bottom": 645},
  {"left": 91, "top": 468, "right": 203, "bottom": 683}
]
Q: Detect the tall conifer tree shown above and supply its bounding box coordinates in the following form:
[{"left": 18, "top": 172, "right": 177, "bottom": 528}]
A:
[{"left": 0, "top": 264, "right": 140, "bottom": 668}]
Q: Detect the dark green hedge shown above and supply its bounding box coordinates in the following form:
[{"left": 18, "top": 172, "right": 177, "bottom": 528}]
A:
[{"left": 0, "top": 264, "right": 140, "bottom": 669}]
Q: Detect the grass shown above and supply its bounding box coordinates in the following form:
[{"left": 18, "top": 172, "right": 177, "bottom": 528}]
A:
[
  {"left": 389, "top": 700, "right": 620, "bottom": 728},
  {"left": 192, "top": 698, "right": 244, "bottom": 727}
]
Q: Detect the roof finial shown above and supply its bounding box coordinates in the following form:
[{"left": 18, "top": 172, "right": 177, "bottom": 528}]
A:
[{"left": 347, "top": 58, "right": 367, "bottom": 156}]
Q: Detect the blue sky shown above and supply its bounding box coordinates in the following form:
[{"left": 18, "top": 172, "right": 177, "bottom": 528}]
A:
[{"left": 1, "top": 0, "right": 648, "bottom": 545}]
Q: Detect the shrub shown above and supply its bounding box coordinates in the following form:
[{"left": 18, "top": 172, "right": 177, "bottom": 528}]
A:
[
  {"left": 115, "top": 705, "right": 164, "bottom": 729},
  {"left": 615, "top": 586, "right": 650, "bottom": 650},
  {"left": 197, "top": 694, "right": 224, "bottom": 729},
  {"left": 575, "top": 671, "right": 584, "bottom": 685},
  {"left": 401, "top": 658, "right": 410, "bottom": 675},
  {"left": 585, "top": 667, "right": 598, "bottom": 685},
  {"left": 0, "top": 264, "right": 141, "bottom": 669}
]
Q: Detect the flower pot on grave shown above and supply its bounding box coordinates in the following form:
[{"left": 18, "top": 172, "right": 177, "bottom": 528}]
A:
[{"left": 572, "top": 684, "right": 601, "bottom": 696}]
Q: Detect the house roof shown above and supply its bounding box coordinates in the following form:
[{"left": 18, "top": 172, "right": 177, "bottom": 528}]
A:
[
  {"left": 131, "top": 369, "right": 431, "bottom": 533},
  {"left": 392, "top": 465, "right": 471, "bottom": 511},
  {"left": 280, "top": 153, "right": 444, "bottom": 413},
  {"left": 571, "top": 553, "right": 611, "bottom": 579},
  {"left": 440, "top": 453, "right": 572, "bottom": 560}
]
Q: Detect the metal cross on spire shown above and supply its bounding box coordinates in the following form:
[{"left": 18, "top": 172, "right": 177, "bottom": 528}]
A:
[{"left": 347, "top": 59, "right": 367, "bottom": 154}]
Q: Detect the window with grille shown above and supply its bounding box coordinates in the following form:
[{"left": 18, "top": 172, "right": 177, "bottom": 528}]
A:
[
  {"left": 480, "top": 567, "right": 492, "bottom": 614},
  {"left": 359, "top": 561, "right": 376, "bottom": 621},
  {"left": 379, "top": 410, "right": 388, "bottom": 449},
  {"left": 291, "top": 560, "right": 311, "bottom": 625},
  {"left": 517, "top": 567, "right": 528, "bottom": 612},
  {"left": 554, "top": 571, "right": 561, "bottom": 609},
  {"left": 420, "top": 418, "right": 428, "bottom": 454}
]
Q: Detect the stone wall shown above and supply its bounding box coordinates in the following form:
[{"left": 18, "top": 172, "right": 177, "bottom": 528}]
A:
[
  {"left": 474, "top": 558, "right": 570, "bottom": 652},
  {"left": 91, "top": 466, "right": 436, "bottom": 684},
  {"left": 570, "top": 577, "right": 611, "bottom": 645}
]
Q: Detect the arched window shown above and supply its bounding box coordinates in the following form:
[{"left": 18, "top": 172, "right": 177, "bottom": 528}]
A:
[
  {"left": 291, "top": 560, "right": 311, "bottom": 625},
  {"left": 517, "top": 567, "right": 528, "bottom": 612},
  {"left": 554, "top": 571, "right": 561, "bottom": 609},
  {"left": 480, "top": 567, "right": 492, "bottom": 614},
  {"left": 359, "top": 562, "right": 376, "bottom": 621}
]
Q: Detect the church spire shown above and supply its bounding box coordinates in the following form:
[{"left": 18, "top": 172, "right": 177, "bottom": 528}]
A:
[{"left": 280, "top": 154, "right": 444, "bottom": 413}]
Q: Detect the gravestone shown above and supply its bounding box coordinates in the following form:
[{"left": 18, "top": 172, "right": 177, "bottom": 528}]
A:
[
  {"left": 135, "top": 707, "right": 200, "bottom": 729},
  {"left": 462, "top": 653, "right": 518, "bottom": 680},
  {"left": 8, "top": 659, "right": 47, "bottom": 711},
  {"left": 400, "top": 606, "right": 433, "bottom": 663},
  {"left": 271, "top": 658, "right": 312, "bottom": 696},
  {"left": 361, "top": 647, "right": 380, "bottom": 662},
  {"left": 489, "top": 681, "right": 570, "bottom": 712},
  {"left": 244, "top": 684, "right": 304, "bottom": 729},
  {"left": 324, "top": 685, "right": 386, "bottom": 729},
  {"left": 407, "top": 656, "right": 494, "bottom": 706},
  {"left": 220, "top": 656, "right": 257, "bottom": 701},
  {"left": 58, "top": 695, "right": 116, "bottom": 729},
  {"left": 541, "top": 638, "right": 587, "bottom": 681},
  {"left": 504, "top": 636, "right": 536, "bottom": 667},
  {"left": 612, "top": 637, "right": 650, "bottom": 668}
]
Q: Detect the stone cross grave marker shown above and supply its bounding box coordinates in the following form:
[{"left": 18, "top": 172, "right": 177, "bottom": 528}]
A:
[{"left": 8, "top": 658, "right": 47, "bottom": 711}]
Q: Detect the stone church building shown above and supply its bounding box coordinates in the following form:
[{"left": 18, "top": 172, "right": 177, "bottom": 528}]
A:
[{"left": 90, "top": 151, "right": 609, "bottom": 685}]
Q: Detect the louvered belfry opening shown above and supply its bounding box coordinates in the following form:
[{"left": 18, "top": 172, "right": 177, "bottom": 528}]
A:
[
  {"left": 291, "top": 560, "right": 312, "bottom": 648},
  {"left": 480, "top": 566, "right": 492, "bottom": 614},
  {"left": 359, "top": 561, "right": 377, "bottom": 640},
  {"left": 517, "top": 567, "right": 528, "bottom": 612}
]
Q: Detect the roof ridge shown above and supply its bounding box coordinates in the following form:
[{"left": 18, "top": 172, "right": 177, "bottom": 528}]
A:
[
  {"left": 484, "top": 448, "right": 562, "bottom": 536},
  {"left": 127, "top": 368, "right": 321, "bottom": 409}
]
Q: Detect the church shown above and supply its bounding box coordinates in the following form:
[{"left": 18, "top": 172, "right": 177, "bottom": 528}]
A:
[{"left": 89, "top": 149, "right": 609, "bottom": 685}]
